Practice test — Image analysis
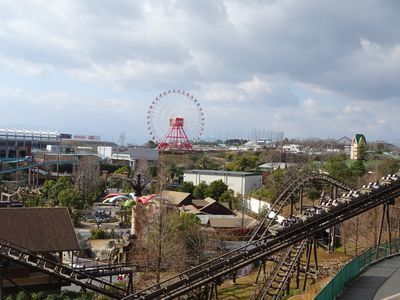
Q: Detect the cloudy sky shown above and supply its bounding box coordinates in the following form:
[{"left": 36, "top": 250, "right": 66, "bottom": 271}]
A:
[{"left": 1, "top": 0, "right": 400, "bottom": 144}]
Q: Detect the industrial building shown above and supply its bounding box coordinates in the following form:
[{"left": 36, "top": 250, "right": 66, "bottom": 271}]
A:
[{"left": 183, "top": 170, "right": 262, "bottom": 196}]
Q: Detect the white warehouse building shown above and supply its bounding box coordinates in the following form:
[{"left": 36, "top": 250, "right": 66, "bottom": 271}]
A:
[{"left": 183, "top": 170, "right": 263, "bottom": 196}]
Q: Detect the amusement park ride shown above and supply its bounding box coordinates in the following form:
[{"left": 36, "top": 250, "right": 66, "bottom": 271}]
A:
[
  {"left": 2, "top": 155, "right": 400, "bottom": 298},
  {"left": 147, "top": 89, "right": 205, "bottom": 151}
]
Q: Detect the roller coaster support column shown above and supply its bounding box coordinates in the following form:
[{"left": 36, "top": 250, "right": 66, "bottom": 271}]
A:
[
  {"left": 127, "top": 271, "right": 134, "bottom": 292},
  {"left": 387, "top": 201, "right": 393, "bottom": 254},
  {"left": 0, "top": 260, "right": 10, "bottom": 300},
  {"left": 303, "top": 237, "right": 318, "bottom": 291},
  {"left": 296, "top": 259, "right": 300, "bottom": 289},
  {"left": 303, "top": 240, "right": 312, "bottom": 291},
  {"left": 15, "top": 159, "right": 19, "bottom": 182},
  {"left": 328, "top": 187, "right": 338, "bottom": 253},
  {"left": 56, "top": 154, "right": 60, "bottom": 177},
  {"left": 254, "top": 258, "right": 267, "bottom": 289},
  {"left": 376, "top": 203, "right": 393, "bottom": 259},
  {"left": 0, "top": 259, "right": 3, "bottom": 300},
  {"left": 290, "top": 195, "right": 294, "bottom": 217},
  {"left": 35, "top": 167, "right": 39, "bottom": 188},
  {"left": 299, "top": 185, "right": 304, "bottom": 214},
  {"left": 207, "top": 282, "right": 218, "bottom": 300},
  {"left": 28, "top": 167, "right": 31, "bottom": 188}
]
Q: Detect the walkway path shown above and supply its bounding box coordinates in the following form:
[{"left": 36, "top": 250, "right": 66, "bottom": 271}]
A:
[{"left": 338, "top": 255, "right": 400, "bottom": 300}]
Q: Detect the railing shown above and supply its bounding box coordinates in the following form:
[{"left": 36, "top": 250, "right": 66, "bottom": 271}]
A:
[{"left": 316, "top": 239, "right": 400, "bottom": 300}]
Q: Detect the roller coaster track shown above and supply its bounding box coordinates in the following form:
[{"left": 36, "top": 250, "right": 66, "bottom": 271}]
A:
[
  {"left": 0, "top": 239, "right": 130, "bottom": 299},
  {"left": 0, "top": 160, "right": 77, "bottom": 175},
  {"left": 123, "top": 174, "right": 400, "bottom": 299},
  {"left": 248, "top": 172, "right": 355, "bottom": 242},
  {"left": 74, "top": 262, "right": 134, "bottom": 278},
  {"left": 255, "top": 239, "right": 308, "bottom": 299}
]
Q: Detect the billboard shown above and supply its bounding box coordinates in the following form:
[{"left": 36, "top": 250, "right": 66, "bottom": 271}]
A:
[
  {"left": 60, "top": 133, "right": 72, "bottom": 139},
  {"left": 72, "top": 134, "right": 101, "bottom": 141}
]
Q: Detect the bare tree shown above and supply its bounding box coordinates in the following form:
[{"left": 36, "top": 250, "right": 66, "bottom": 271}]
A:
[{"left": 74, "top": 156, "right": 101, "bottom": 207}]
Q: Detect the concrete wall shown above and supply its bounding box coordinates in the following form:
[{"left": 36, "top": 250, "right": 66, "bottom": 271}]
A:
[{"left": 243, "top": 197, "right": 285, "bottom": 223}]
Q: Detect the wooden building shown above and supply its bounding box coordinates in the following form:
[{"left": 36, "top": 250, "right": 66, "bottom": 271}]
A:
[{"left": 0, "top": 207, "right": 80, "bottom": 294}]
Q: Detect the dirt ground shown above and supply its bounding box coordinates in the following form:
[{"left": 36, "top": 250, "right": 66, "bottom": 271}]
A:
[{"left": 217, "top": 247, "right": 350, "bottom": 299}]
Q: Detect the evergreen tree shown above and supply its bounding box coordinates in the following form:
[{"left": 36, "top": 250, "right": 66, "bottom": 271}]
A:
[
  {"left": 324, "top": 154, "right": 352, "bottom": 181},
  {"left": 351, "top": 141, "right": 368, "bottom": 177},
  {"left": 205, "top": 180, "right": 228, "bottom": 200},
  {"left": 177, "top": 181, "right": 195, "bottom": 194},
  {"left": 193, "top": 181, "right": 208, "bottom": 199}
]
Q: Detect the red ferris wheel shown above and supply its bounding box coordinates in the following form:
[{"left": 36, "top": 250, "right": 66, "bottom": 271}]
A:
[{"left": 147, "top": 89, "right": 205, "bottom": 151}]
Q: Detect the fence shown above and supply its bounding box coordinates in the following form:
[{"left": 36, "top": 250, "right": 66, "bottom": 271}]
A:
[{"left": 315, "top": 239, "right": 400, "bottom": 300}]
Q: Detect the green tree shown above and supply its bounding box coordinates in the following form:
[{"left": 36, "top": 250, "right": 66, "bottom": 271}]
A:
[
  {"left": 16, "top": 292, "right": 30, "bottom": 300},
  {"left": 25, "top": 194, "right": 45, "bottom": 207},
  {"left": 168, "top": 164, "right": 185, "bottom": 181},
  {"left": 351, "top": 142, "right": 368, "bottom": 177},
  {"left": 198, "top": 154, "right": 212, "bottom": 169},
  {"left": 114, "top": 166, "right": 131, "bottom": 175},
  {"left": 250, "top": 187, "right": 274, "bottom": 201},
  {"left": 324, "top": 154, "right": 352, "bottom": 181},
  {"left": 90, "top": 228, "right": 106, "bottom": 239},
  {"left": 262, "top": 168, "right": 286, "bottom": 196},
  {"left": 205, "top": 180, "right": 228, "bottom": 200},
  {"left": 193, "top": 181, "right": 208, "bottom": 199},
  {"left": 225, "top": 161, "right": 237, "bottom": 171},
  {"left": 49, "top": 177, "right": 72, "bottom": 205},
  {"left": 219, "top": 189, "right": 240, "bottom": 209},
  {"left": 178, "top": 212, "right": 201, "bottom": 230},
  {"left": 57, "top": 188, "right": 83, "bottom": 210},
  {"left": 42, "top": 179, "right": 56, "bottom": 199},
  {"left": 177, "top": 181, "right": 195, "bottom": 194},
  {"left": 147, "top": 140, "right": 157, "bottom": 148},
  {"left": 236, "top": 155, "right": 257, "bottom": 171}
]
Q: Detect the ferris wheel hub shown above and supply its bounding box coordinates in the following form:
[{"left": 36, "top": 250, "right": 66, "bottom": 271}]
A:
[{"left": 159, "top": 117, "right": 192, "bottom": 150}]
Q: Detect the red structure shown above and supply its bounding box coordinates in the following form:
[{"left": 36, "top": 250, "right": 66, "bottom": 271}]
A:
[
  {"left": 147, "top": 89, "right": 204, "bottom": 152},
  {"left": 157, "top": 117, "right": 192, "bottom": 151}
]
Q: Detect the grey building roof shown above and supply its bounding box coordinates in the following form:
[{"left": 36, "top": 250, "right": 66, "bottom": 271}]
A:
[
  {"left": 125, "top": 148, "right": 159, "bottom": 161},
  {"left": 208, "top": 215, "right": 258, "bottom": 228}
]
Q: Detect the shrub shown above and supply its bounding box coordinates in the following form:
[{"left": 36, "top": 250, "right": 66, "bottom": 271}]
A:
[{"left": 90, "top": 228, "right": 106, "bottom": 239}]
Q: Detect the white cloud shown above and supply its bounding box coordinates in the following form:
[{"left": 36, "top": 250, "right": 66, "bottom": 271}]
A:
[
  {"left": 0, "top": 0, "right": 400, "bottom": 142},
  {"left": 0, "top": 55, "right": 53, "bottom": 76},
  {"left": 303, "top": 98, "right": 316, "bottom": 113},
  {"left": 343, "top": 103, "right": 364, "bottom": 114}
]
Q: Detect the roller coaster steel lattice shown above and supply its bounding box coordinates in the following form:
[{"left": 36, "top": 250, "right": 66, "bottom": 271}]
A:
[
  {"left": 0, "top": 160, "right": 77, "bottom": 175},
  {"left": 0, "top": 239, "right": 132, "bottom": 299},
  {"left": 1, "top": 172, "right": 399, "bottom": 299},
  {"left": 123, "top": 174, "right": 400, "bottom": 299},
  {"left": 248, "top": 172, "right": 355, "bottom": 242}
]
